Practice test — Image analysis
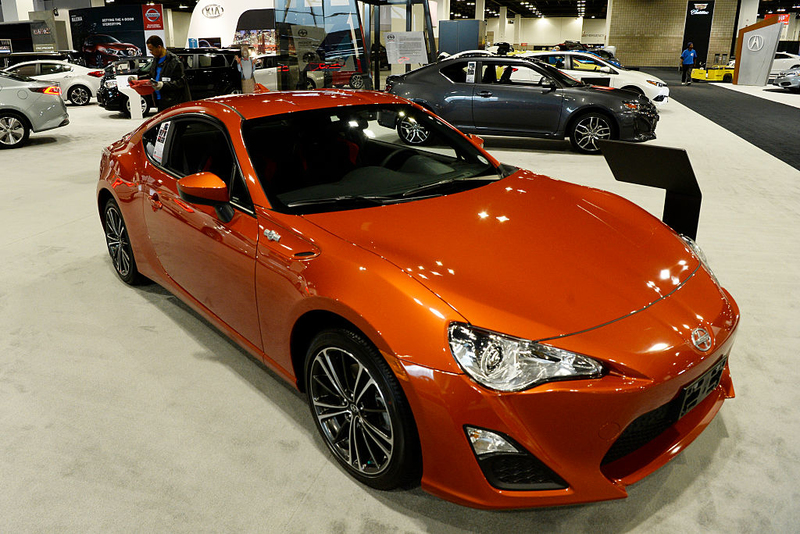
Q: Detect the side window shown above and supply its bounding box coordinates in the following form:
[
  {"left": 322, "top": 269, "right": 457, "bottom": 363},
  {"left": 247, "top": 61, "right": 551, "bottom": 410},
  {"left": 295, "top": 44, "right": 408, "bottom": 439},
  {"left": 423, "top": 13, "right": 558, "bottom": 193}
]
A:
[
  {"left": 41, "top": 63, "right": 68, "bottom": 75},
  {"left": 183, "top": 55, "right": 195, "bottom": 69},
  {"left": 143, "top": 121, "right": 171, "bottom": 164},
  {"left": 198, "top": 54, "right": 226, "bottom": 68},
  {"left": 775, "top": 53, "right": 789, "bottom": 60},
  {"left": 14, "top": 64, "right": 38, "bottom": 77},
  {"left": 573, "top": 56, "right": 604, "bottom": 71},
  {"left": 542, "top": 54, "right": 566, "bottom": 69},
  {"left": 479, "top": 63, "right": 501, "bottom": 84},
  {"left": 440, "top": 61, "right": 469, "bottom": 83},
  {"left": 162, "top": 119, "right": 254, "bottom": 212},
  {"left": 500, "top": 64, "right": 544, "bottom": 85}
]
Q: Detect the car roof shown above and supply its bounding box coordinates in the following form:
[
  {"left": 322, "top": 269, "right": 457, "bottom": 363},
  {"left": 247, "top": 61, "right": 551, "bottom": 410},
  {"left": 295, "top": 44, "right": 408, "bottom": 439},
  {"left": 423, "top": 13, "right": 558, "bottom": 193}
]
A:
[
  {"left": 204, "top": 89, "right": 410, "bottom": 121},
  {"left": 7, "top": 60, "right": 74, "bottom": 67}
]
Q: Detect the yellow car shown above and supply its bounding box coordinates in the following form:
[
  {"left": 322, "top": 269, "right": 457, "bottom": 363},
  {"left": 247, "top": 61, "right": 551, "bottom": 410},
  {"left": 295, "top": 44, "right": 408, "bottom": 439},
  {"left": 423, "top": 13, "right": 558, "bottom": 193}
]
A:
[{"left": 691, "top": 65, "right": 734, "bottom": 83}]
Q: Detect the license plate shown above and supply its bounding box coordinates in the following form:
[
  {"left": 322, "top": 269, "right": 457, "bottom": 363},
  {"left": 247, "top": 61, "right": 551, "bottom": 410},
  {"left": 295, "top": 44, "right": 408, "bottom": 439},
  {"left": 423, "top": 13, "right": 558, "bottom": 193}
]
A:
[{"left": 677, "top": 356, "right": 727, "bottom": 420}]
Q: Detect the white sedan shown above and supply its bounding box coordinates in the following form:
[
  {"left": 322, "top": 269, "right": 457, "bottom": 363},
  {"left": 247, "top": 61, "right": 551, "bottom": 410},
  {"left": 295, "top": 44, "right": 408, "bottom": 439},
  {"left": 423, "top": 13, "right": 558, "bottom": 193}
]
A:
[
  {"left": 2, "top": 60, "right": 104, "bottom": 106},
  {"left": 520, "top": 50, "right": 670, "bottom": 105}
]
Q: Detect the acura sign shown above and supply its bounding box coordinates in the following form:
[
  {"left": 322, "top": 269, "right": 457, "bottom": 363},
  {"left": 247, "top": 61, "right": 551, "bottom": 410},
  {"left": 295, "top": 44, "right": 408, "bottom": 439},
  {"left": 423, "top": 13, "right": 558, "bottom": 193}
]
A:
[{"left": 747, "top": 35, "right": 764, "bottom": 52}]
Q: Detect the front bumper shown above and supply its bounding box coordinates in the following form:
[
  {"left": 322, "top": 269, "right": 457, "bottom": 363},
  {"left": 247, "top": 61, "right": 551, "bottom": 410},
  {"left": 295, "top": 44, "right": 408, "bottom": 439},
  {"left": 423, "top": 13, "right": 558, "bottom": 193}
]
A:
[
  {"left": 397, "top": 271, "right": 738, "bottom": 509},
  {"left": 619, "top": 101, "right": 659, "bottom": 143}
]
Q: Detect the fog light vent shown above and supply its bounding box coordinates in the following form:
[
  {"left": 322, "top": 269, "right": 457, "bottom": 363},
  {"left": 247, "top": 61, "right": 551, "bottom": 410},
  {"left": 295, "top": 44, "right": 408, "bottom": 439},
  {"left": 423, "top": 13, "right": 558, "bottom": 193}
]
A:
[{"left": 464, "top": 426, "right": 568, "bottom": 491}]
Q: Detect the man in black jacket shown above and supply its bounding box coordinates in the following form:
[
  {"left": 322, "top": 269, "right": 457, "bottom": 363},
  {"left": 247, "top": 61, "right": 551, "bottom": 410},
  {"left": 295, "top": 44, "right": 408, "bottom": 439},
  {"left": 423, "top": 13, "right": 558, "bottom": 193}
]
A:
[{"left": 143, "top": 35, "right": 191, "bottom": 111}]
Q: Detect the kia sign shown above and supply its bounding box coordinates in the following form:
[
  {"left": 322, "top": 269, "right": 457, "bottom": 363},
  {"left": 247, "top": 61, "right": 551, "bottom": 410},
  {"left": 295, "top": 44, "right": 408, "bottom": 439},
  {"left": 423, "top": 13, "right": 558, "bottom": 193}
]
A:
[{"left": 202, "top": 4, "right": 224, "bottom": 18}]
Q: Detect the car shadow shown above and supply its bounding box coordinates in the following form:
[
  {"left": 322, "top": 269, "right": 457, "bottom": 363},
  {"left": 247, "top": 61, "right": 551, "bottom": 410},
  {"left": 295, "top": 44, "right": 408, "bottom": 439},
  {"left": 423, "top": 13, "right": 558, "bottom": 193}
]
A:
[
  {"left": 480, "top": 136, "right": 573, "bottom": 154},
  {"left": 128, "top": 273, "right": 731, "bottom": 530}
]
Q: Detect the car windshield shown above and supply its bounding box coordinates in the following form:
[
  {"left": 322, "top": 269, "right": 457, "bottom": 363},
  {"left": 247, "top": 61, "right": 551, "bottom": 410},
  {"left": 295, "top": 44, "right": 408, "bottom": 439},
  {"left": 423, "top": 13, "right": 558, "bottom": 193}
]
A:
[
  {"left": 529, "top": 60, "right": 585, "bottom": 87},
  {"left": 242, "top": 104, "right": 499, "bottom": 214}
]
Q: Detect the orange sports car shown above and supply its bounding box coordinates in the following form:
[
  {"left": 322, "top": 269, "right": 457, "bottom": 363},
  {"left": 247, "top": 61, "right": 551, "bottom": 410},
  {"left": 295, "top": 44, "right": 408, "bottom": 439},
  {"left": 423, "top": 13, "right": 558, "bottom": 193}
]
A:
[{"left": 96, "top": 90, "right": 739, "bottom": 509}]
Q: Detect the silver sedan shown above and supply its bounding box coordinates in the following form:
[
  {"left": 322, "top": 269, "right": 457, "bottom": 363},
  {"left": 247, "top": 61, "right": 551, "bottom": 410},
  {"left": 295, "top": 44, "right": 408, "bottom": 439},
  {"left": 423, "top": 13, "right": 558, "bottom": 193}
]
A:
[
  {"left": 773, "top": 68, "right": 800, "bottom": 92},
  {"left": 0, "top": 71, "right": 69, "bottom": 149}
]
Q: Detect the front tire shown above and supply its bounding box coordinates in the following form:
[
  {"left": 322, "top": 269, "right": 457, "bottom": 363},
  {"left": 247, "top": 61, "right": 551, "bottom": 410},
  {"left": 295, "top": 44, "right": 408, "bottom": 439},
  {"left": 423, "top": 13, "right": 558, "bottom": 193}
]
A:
[
  {"left": 305, "top": 329, "right": 421, "bottom": 490},
  {"left": 0, "top": 112, "right": 30, "bottom": 149},
  {"left": 569, "top": 112, "right": 614, "bottom": 154},
  {"left": 68, "top": 85, "right": 91, "bottom": 106},
  {"left": 103, "top": 198, "right": 145, "bottom": 285}
]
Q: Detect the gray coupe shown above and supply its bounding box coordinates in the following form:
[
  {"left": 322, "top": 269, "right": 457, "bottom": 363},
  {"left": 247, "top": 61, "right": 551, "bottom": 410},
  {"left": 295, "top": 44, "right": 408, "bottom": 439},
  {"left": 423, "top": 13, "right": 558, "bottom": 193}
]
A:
[
  {"left": 0, "top": 71, "right": 69, "bottom": 149},
  {"left": 386, "top": 55, "right": 658, "bottom": 154}
]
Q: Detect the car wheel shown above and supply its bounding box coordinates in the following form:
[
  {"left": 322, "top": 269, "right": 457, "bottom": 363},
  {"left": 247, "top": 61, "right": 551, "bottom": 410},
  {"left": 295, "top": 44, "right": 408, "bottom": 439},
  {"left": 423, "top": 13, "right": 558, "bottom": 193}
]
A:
[
  {"left": 569, "top": 112, "right": 614, "bottom": 154},
  {"left": 68, "top": 85, "right": 91, "bottom": 106},
  {"left": 103, "top": 198, "right": 145, "bottom": 285},
  {"left": 95, "top": 53, "right": 104, "bottom": 68},
  {"left": 0, "top": 112, "right": 30, "bottom": 149},
  {"left": 349, "top": 73, "right": 365, "bottom": 89},
  {"left": 396, "top": 115, "right": 433, "bottom": 146},
  {"left": 304, "top": 77, "right": 317, "bottom": 90},
  {"left": 124, "top": 96, "right": 149, "bottom": 118},
  {"left": 305, "top": 329, "right": 421, "bottom": 490},
  {"left": 722, "top": 73, "right": 732, "bottom": 83}
]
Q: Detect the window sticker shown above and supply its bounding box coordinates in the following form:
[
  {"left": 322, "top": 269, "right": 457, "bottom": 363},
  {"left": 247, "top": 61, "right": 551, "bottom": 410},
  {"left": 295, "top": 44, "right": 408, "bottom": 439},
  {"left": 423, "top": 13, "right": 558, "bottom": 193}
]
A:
[
  {"left": 153, "top": 121, "right": 170, "bottom": 164},
  {"left": 466, "top": 61, "right": 476, "bottom": 83}
]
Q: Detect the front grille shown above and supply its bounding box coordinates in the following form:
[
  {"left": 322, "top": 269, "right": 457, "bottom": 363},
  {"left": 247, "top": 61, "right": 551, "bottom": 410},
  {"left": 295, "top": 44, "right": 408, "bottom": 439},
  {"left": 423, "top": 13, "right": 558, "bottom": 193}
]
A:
[
  {"left": 479, "top": 454, "right": 568, "bottom": 490},
  {"left": 602, "top": 355, "right": 728, "bottom": 466}
]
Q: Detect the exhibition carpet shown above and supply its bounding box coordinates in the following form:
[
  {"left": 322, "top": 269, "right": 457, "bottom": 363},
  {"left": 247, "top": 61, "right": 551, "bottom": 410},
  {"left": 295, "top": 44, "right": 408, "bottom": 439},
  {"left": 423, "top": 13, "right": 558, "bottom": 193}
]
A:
[{"left": 647, "top": 67, "right": 800, "bottom": 171}]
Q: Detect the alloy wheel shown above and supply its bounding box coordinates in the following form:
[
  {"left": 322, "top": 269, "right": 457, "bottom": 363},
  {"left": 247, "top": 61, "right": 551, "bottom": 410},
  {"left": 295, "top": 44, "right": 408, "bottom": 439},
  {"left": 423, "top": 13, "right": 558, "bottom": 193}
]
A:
[
  {"left": 308, "top": 346, "right": 394, "bottom": 476},
  {"left": 0, "top": 116, "right": 26, "bottom": 147},
  {"left": 573, "top": 115, "right": 612, "bottom": 153},
  {"left": 69, "top": 86, "right": 90, "bottom": 106},
  {"left": 104, "top": 202, "right": 133, "bottom": 279},
  {"left": 397, "top": 117, "right": 431, "bottom": 145}
]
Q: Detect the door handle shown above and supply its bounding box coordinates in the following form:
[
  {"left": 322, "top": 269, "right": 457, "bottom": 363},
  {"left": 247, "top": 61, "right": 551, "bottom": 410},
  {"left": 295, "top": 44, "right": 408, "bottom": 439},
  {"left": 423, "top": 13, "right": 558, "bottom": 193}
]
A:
[
  {"left": 149, "top": 192, "right": 162, "bottom": 210},
  {"left": 478, "top": 91, "right": 493, "bottom": 98}
]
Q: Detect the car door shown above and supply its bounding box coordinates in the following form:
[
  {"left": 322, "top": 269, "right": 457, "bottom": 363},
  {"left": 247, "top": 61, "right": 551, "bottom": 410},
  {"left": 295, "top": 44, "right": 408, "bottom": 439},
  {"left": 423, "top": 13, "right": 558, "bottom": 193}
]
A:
[
  {"left": 471, "top": 59, "right": 563, "bottom": 135},
  {"left": 434, "top": 60, "right": 479, "bottom": 129},
  {"left": 37, "top": 62, "right": 72, "bottom": 87},
  {"left": 139, "top": 115, "right": 262, "bottom": 348}
]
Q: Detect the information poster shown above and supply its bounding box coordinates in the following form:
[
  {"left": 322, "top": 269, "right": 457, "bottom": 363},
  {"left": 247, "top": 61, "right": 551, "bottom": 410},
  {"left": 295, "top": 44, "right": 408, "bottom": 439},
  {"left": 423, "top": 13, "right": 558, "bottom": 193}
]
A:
[{"left": 385, "top": 32, "right": 427, "bottom": 64}]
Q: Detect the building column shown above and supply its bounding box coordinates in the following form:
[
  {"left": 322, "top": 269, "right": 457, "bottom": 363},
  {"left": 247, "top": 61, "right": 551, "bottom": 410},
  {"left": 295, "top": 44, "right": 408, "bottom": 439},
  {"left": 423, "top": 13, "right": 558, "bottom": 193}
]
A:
[
  {"left": 474, "top": 0, "right": 484, "bottom": 20},
  {"left": 514, "top": 14, "right": 521, "bottom": 44},
  {"left": 2, "top": 0, "right": 34, "bottom": 23},
  {"left": 736, "top": 0, "right": 759, "bottom": 32},
  {"left": 499, "top": 6, "right": 507, "bottom": 41}
]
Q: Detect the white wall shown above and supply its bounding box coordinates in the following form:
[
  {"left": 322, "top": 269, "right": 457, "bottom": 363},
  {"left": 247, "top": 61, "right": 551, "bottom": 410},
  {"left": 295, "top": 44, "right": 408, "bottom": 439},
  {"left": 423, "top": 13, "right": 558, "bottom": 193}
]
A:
[
  {"left": 486, "top": 16, "right": 587, "bottom": 46},
  {"left": 581, "top": 18, "right": 606, "bottom": 45},
  {"left": 170, "top": 10, "right": 192, "bottom": 48}
]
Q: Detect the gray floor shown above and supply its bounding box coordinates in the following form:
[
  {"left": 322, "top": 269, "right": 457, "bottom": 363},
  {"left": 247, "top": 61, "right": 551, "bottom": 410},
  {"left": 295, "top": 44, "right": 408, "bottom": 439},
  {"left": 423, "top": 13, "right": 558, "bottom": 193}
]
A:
[{"left": 1, "top": 93, "right": 799, "bottom": 533}]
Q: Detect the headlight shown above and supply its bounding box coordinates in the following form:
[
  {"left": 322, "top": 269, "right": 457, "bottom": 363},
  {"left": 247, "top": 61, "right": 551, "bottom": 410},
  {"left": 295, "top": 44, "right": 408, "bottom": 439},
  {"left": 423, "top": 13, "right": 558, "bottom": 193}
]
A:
[
  {"left": 680, "top": 235, "right": 720, "bottom": 286},
  {"left": 646, "top": 79, "right": 665, "bottom": 87},
  {"left": 104, "top": 79, "right": 117, "bottom": 88},
  {"left": 448, "top": 323, "right": 604, "bottom": 392},
  {"left": 622, "top": 100, "right": 641, "bottom": 110}
]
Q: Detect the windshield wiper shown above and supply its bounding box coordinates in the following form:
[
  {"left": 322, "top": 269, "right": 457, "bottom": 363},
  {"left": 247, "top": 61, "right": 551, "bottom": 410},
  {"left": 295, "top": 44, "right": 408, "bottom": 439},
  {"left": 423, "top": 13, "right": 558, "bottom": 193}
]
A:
[
  {"left": 401, "top": 173, "right": 497, "bottom": 198},
  {"left": 286, "top": 195, "right": 393, "bottom": 208}
]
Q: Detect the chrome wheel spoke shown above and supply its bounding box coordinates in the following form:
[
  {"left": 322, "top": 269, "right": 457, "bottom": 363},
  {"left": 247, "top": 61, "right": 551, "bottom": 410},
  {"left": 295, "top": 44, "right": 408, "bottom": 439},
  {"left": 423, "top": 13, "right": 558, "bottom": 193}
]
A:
[{"left": 360, "top": 418, "right": 392, "bottom": 455}]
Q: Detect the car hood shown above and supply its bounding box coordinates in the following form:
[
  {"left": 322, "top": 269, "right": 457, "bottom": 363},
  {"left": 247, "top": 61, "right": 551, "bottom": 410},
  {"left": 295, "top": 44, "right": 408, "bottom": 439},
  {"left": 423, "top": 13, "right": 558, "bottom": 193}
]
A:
[{"left": 304, "top": 170, "right": 699, "bottom": 341}]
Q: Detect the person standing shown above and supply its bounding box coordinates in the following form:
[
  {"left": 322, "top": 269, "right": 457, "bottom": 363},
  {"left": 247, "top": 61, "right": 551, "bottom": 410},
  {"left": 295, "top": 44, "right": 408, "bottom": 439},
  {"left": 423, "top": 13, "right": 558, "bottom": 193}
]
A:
[
  {"left": 143, "top": 35, "right": 191, "bottom": 111},
  {"left": 235, "top": 46, "right": 256, "bottom": 94},
  {"left": 680, "top": 42, "right": 698, "bottom": 86}
]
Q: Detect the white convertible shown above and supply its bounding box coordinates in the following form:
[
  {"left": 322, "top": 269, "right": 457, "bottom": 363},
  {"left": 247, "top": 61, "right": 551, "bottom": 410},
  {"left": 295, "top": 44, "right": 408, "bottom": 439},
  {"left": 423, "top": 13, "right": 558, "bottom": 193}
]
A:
[{"left": 521, "top": 50, "right": 670, "bottom": 105}]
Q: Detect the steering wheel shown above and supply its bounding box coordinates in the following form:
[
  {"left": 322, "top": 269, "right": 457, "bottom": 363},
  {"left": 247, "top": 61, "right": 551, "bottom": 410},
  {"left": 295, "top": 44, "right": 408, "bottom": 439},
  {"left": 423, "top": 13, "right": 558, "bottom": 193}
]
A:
[{"left": 381, "top": 147, "right": 416, "bottom": 170}]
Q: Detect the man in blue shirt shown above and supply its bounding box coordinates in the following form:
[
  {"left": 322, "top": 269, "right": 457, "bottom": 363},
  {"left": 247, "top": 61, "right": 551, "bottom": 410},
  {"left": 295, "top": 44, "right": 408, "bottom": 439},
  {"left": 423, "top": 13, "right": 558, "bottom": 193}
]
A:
[
  {"left": 143, "top": 35, "right": 191, "bottom": 111},
  {"left": 680, "top": 42, "right": 698, "bottom": 85}
]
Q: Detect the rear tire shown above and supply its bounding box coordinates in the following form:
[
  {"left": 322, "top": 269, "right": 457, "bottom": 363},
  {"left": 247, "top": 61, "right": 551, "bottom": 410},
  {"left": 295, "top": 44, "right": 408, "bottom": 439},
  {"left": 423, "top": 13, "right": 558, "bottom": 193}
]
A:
[
  {"left": 68, "top": 85, "right": 91, "bottom": 106},
  {"left": 722, "top": 73, "right": 732, "bottom": 83},
  {"left": 103, "top": 198, "right": 146, "bottom": 285},
  {"left": 396, "top": 115, "right": 433, "bottom": 146},
  {"left": 124, "top": 96, "right": 150, "bottom": 118},
  {"left": 0, "top": 112, "right": 30, "bottom": 149},
  {"left": 349, "top": 73, "right": 365, "bottom": 89}
]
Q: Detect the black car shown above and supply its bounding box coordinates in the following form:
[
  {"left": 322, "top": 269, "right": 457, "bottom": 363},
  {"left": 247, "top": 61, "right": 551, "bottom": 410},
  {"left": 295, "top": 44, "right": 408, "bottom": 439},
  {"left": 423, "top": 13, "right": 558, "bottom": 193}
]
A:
[
  {"left": 386, "top": 55, "right": 658, "bottom": 154},
  {"left": 97, "top": 48, "right": 242, "bottom": 116},
  {"left": 96, "top": 57, "right": 155, "bottom": 116}
]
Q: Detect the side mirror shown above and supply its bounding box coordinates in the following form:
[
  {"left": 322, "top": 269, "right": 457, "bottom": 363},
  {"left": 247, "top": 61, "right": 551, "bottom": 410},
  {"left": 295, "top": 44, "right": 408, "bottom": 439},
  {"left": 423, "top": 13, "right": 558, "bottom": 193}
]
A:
[
  {"left": 600, "top": 66, "right": 613, "bottom": 73},
  {"left": 467, "top": 133, "right": 485, "bottom": 148},
  {"left": 178, "top": 172, "right": 229, "bottom": 205}
]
